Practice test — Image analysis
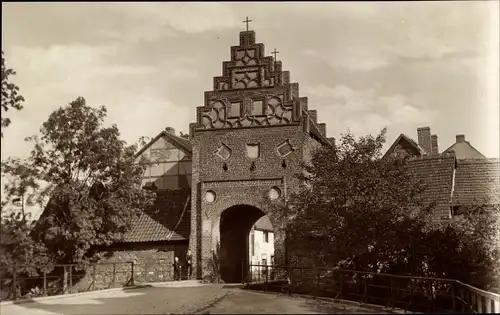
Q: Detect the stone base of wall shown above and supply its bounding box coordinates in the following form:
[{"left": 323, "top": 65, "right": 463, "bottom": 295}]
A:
[{"left": 72, "top": 242, "right": 189, "bottom": 292}]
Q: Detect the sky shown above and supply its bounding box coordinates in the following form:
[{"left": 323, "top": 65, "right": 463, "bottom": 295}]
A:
[{"left": 1, "top": 2, "right": 499, "bottom": 217}]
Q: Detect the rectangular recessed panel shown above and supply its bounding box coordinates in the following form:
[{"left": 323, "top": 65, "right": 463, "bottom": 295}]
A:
[
  {"left": 229, "top": 102, "right": 241, "bottom": 117},
  {"left": 163, "top": 176, "right": 179, "bottom": 190},
  {"left": 251, "top": 100, "right": 264, "bottom": 116},
  {"left": 150, "top": 148, "right": 179, "bottom": 162},
  {"left": 178, "top": 161, "right": 192, "bottom": 175},
  {"left": 163, "top": 162, "right": 179, "bottom": 176},
  {"left": 150, "top": 163, "right": 164, "bottom": 176}
]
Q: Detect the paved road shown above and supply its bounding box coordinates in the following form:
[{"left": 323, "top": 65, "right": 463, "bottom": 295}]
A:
[
  {"left": 201, "top": 289, "right": 409, "bottom": 314},
  {"left": 1, "top": 284, "right": 405, "bottom": 315}
]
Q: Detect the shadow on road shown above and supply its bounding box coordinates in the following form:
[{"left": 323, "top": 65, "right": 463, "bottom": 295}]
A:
[
  {"left": 200, "top": 289, "right": 404, "bottom": 314},
  {"left": 5, "top": 285, "right": 225, "bottom": 315}
]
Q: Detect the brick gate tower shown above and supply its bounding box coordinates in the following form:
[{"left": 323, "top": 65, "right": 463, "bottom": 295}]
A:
[{"left": 188, "top": 29, "right": 332, "bottom": 282}]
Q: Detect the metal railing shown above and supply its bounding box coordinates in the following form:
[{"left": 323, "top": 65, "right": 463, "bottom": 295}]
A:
[
  {"left": 0, "top": 259, "right": 193, "bottom": 302},
  {"left": 0, "top": 261, "right": 135, "bottom": 302},
  {"left": 245, "top": 264, "right": 500, "bottom": 314},
  {"left": 132, "top": 259, "right": 191, "bottom": 283}
]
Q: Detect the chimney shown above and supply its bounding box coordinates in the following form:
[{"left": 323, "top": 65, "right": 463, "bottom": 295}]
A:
[
  {"left": 327, "top": 137, "right": 336, "bottom": 146},
  {"left": 165, "top": 127, "right": 176, "bottom": 135},
  {"left": 456, "top": 134, "right": 465, "bottom": 143},
  {"left": 417, "top": 127, "right": 432, "bottom": 155},
  {"left": 431, "top": 134, "right": 439, "bottom": 155}
]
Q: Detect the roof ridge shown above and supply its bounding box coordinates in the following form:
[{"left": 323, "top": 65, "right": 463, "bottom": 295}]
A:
[
  {"left": 407, "top": 154, "right": 456, "bottom": 162},
  {"left": 457, "top": 158, "right": 500, "bottom": 164},
  {"left": 135, "top": 130, "right": 192, "bottom": 158}
]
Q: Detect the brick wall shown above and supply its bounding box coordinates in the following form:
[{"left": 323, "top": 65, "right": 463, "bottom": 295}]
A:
[
  {"left": 186, "top": 30, "right": 328, "bottom": 280},
  {"left": 190, "top": 124, "right": 318, "bottom": 280}
]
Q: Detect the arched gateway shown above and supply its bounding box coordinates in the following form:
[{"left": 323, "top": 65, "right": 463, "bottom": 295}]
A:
[
  {"left": 219, "top": 205, "right": 266, "bottom": 283},
  {"left": 187, "top": 28, "right": 332, "bottom": 282}
]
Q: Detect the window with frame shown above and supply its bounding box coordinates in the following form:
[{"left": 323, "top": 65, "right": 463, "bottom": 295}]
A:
[{"left": 263, "top": 231, "right": 269, "bottom": 243}]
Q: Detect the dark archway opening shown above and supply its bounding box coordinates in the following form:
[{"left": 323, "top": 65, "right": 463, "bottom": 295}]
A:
[{"left": 219, "top": 205, "right": 266, "bottom": 283}]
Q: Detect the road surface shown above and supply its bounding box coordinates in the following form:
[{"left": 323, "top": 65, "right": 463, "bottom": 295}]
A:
[{"left": 0, "top": 283, "right": 406, "bottom": 314}]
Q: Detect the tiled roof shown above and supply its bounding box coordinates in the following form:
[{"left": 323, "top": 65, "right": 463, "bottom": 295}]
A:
[
  {"left": 254, "top": 215, "right": 273, "bottom": 232},
  {"left": 122, "top": 188, "right": 191, "bottom": 243},
  {"left": 406, "top": 155, "right": 456, "bottom": 219},
  {"left": 453, "top": 158, "right": 500, "bottom": 206},
  {"left": 164, "top": 132, "right": 192, "bottom": 154}
]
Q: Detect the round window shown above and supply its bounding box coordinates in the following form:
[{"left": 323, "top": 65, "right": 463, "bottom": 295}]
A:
[
  {"left": 205, "top": 190, "right": 216, "bottom": 203},
  {"left": 268, "top": 187, "right": 281, "bottom": 200}
]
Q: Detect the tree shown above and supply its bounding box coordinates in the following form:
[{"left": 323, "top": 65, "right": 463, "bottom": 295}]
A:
[
  {"left": 0, "top": 210, "right": 53, "bottom": 277},
  {"left": 278, "top": 128, "right": 500, "bottom": 291},
  {"left": 421, "top": 204, "right": 500, "bottom": 291},
  {"left": 281, "top": 129, "right": 432, "bottom": 273},
  {"left": 1, "top": 157, "right": 41, "bottom": 219},
  {"left": 2, "top": 97, "right": 155, "bottom": 264},
  {"left": 1, "top": 51, "right": 25, "bottom": 137}
]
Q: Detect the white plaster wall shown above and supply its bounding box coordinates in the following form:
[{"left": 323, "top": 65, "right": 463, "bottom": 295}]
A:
[{"left": 248, "top": 229, "right": 274, "bottom": 280}]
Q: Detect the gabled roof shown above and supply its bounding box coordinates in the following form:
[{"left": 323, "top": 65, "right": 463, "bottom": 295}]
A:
[
  {"left": 405, "top": 155, "right": 457, "bottom": 219},
  {"left": 254, "top": 215, "right": 273, "bottom": 232},
  {"left": 121, "top": 188, "right": 191, "bottom": 243},
  {"left": 135, "top": 130, "right": 192, "bottom": 158},
  {"left": 442, "top": 141, "right": 486, "bottom": 160},
  {"left": 453, "top": 158, "right": 500, "bottom": 206},
  {"left": 383, "top": 133, "right": 426, "bottom": 159}
]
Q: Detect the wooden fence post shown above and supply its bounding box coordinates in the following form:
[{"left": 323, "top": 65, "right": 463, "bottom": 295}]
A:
[
  {"left": 315, "top": 268, "right": 320, "bottom": 297},
  {"left": 130, "top": 261, "right": 135, "bottom": 286},
  {"left": 92, "top": 264, "right": 96, "bottom": 291},
  {"left": 12, "top": 264, "right": 17, "bottom": 301},
  {"left": 112, "top": 263, "right": 116, "bottom": 288},
  {"left": 339, "top": 272, "right": 343, "bottom": 299},
  {"left": 451, "top": 283, "right": 456, "bottom": 312},
  {"left": 363, "top": 276, "right": 368, "bottom": 303},
  {"left": 332, "top": 270, "right": 336, "bottom": 299},
  {"left": 62, "top": 265, "right": 68, "bottom": 294},
  {"left": 43, "top": 271, "right": 47, "bottom": 296},
  {"left": 69, "top": 265, "right": 73, "bottom": 294},
  {"left": 388, "top": 277, "right": 393, "bottom": 308}
]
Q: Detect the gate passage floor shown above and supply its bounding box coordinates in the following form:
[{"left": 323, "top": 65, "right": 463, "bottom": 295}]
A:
[{"left": 1, "top": 284, "right": 405, "bottom": 314}]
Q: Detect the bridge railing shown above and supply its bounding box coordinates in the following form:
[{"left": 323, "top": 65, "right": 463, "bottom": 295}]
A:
[
  {"left": 246, "top": 264, "right": 500, "bottom": 314},
  {"left": 0, "top": 261, "right": 135, "bottom": 302}
]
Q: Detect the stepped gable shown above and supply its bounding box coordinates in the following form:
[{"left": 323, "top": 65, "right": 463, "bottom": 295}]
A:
[
  {"left": 123, "top": 188, "right": 191, "bottom": 243},
  {"left": 406, "top": 155, "right": 456, "bottom": 219},
  {"left": 191, "top": 30, "right": 330, "bottom": 144},
  {"left": 453, "top": 158, "right": 500, "bottom": 207}
]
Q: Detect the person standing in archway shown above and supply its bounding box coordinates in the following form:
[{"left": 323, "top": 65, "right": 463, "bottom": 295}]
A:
[
  {"left": 173, "top": 256, "right": 182, "bottom": 281},
  {"left": 185, "top": 249, "right": 193, "bottom": 279}
]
